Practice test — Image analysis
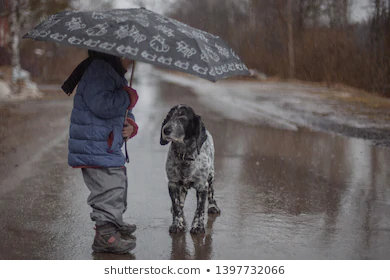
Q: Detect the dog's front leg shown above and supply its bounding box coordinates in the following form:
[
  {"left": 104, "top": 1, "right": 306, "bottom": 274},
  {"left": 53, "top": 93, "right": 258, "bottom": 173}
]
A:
[
  {"left": 168, "top": 181, "right": 185, "bottom": 233},
  {"left": 207, "top": 175, "right": 221, "bottom": 214},
  {"left": 179, "top": 185, "right": 188, "bottom": 210},
  {"left": 190, "top": 186, "right": 207, "bottom": 234}
]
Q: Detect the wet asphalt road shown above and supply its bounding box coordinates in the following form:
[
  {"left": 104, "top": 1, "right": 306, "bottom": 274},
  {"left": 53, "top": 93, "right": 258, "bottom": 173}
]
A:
[{"left": 1, "top": 67, "right": 390, "bottom": 260}]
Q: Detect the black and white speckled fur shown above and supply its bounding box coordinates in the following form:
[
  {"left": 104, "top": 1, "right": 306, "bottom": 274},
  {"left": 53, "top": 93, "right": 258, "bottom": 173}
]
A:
[{"left": 160, "top": 105, "right": 221, "bottom": 234}]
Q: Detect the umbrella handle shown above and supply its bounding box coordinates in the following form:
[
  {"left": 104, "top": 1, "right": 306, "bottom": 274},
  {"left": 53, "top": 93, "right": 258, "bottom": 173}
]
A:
[
  {"left": 124, "top": 60, "right": 135, "bottom": 142},
  {"left": 123, "top": 96, "right": 130, "bottom": 163},
  {"left": 129, "top": 60, "right": 136, "bottom": 88},
  {"left": 123, "top": 109, "right": 129, "bottom": 139},
  {"left": 124, "top": 109, "right": 129, "bottom": 123},
  {"left": 124, "top": 60, "right": 136, "bottom": 125}
]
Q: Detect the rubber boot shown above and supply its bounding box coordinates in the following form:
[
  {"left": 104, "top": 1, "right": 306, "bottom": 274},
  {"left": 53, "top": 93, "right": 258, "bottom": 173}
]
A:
[
  {"left": 92, "top": 223, "right": 136, "bottom": 254},
  {"left": 118, "top": 223, "right": 137, "bottom": 236}
]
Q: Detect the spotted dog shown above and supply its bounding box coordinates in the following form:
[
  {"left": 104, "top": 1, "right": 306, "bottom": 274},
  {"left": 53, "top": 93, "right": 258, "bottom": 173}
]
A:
[{"left": 160, "top": 105, "right": 221, "bottom": 234}]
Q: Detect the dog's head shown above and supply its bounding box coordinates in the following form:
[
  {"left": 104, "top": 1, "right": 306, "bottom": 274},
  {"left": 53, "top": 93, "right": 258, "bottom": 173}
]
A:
[{"left": 160, "top": 105, "right": 207, "bottom": 154}]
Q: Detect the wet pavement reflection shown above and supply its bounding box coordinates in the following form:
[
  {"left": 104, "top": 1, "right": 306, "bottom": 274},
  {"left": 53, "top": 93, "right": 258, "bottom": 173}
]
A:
[
  {"left": 148, "top": 79, "right": 390, "bottom": 260},
  {"left": 1, "top": 69, "right": 390, "bottom": 259}
]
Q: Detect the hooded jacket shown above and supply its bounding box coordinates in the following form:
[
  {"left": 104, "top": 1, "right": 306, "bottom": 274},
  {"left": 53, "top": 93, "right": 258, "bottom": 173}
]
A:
[{"left": 68, "top": 59, "right": 134, "bottom": 168}]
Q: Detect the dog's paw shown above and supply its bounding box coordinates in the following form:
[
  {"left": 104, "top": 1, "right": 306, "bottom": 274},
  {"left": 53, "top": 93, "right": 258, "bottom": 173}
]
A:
[
  {"left": 208, "top": 204, "right": 221, "bottom": 215},
  {"left": 169, "top": 224, "right": 185, "bottom": 233},
  {"left": 190, "top": 225, "right": 205, "bottom": 234}
]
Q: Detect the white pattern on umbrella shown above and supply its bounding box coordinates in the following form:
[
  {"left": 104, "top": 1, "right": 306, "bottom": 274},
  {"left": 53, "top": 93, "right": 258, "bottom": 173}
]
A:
[
  {"left": 113, "top": 16, "right": 131, "bottom": 23},
  {"left": 192, "top": 30, "right": 209, "bottom": 43},
  {"left": 204, "top": 46, "right": 220, "bottom": 62},
  {"left": 131, "top": 13, "right": 149, "bottom": 27},
  {"left": 215, "top": 43, "right": 230, "bottom": 58},
  {"left": 129, "top": 25, "right": 147, "bottom": 44},
  {"left": 193, "top": 64, "right": 208, "bottom": 75},
  {"left": 169, "top": 18, "right": 188, "bottom": 28},
  {"left": 68, "top": 36, "right": 84, "bottom": 44},
  {"left": 65, "top": 18, "right": 86, "bottom": 31},
  {"left": 42, "top": 14, "right": 61, "bottom": 29},
  {"left": 111, "top": 10, "right": 129, "bottom": 16},
  {"left": 65, "top": 11, "right": 81, "bottom": 16},
  {"left": 177, "top": 28, "right": 194, "bottom": 38},
  {"left": 156, "top": 16, "right": 170, "bottom": 24},
  {"left": 92, "top": 12, "right": 111, "bottom": 20},
  {"left": 214, "top": 66, "right": 223, "bottom": 75},
  {"left": 84, "top": 39, "right": 101, "bottom": 47},
  {"left": 235, "top": 63, "right": 243, "bottom": 71},
  {"left": 222, "top": 64, "right": 229, "bottom": 73},
  {"left": 158, "top": 56, "right": 173, "bottom": 65},
  {"left": 150, "top": 35, "right": 170, "bottom": 52},
  {"left": 177, "top": 41, "right": 196, "bottom": 58},
  {"left": 86, "top": 23, "right": 109, "bottom": 36},
  {"left": 50, "top": 33, "right": 67, "bottom": 41},
  {"left": 230, "top": 49, "right": 240, "bottom": 59},
  {"left": 99, "top": 42, "right": 116, "bottom": 50},
  {"left": 117, "top": 45, "right": 139, "bottom": 56},
  {"left": 201, "top": 50, "right": 209, "bottom": 62},
  {"left": 174, "top": 60, "right": 189, "bottom": 70},
  {"left": 114, "top": 25, "right": 131, "bottom": 39},
  {"left": 154, "top": 25, "right": 175, "bottom": 37},
  {"left": 39, "top": 30, "right": 51, "bottom": 37},
  {"left": 141, "top": 51, "right": 157, "bottom": 61}
]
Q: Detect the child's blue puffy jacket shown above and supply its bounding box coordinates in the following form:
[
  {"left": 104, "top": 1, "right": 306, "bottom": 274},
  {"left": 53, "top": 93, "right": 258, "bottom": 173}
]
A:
[{"left": 68, "top": 59, "right": 134, "bottom": 168}]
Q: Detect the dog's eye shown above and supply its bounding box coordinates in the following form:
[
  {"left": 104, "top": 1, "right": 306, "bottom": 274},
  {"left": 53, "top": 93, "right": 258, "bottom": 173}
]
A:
[{"left": 178, "top": 116, "right": 187, "bottom": 122}]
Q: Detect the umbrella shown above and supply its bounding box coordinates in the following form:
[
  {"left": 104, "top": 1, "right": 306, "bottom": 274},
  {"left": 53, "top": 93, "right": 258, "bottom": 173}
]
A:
[{"left": 22, "top": 7, "right": 250, "bottom": 82}]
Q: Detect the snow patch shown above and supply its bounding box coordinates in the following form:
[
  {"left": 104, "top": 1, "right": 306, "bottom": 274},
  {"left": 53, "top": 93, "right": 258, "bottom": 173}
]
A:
[
  {"left": 154, "top": 68, "right": 390, "bottom": 131},
  {"left": 0, "top": 81, "right": 11, "bottom": 99},
  {"left": 156, "top": 70, "right": 299, "bottom": 131},
  {"left": 0, "top": 69, "right": 43, "bottom": 101}
]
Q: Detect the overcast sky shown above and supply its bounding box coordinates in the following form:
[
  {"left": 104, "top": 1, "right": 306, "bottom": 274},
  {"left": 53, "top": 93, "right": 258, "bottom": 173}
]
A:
[
  {"left": 76, "top": 0, "right": 372, "bottom": 22},
  {"left": 115, "top": 0, "right": 372, "bottom": 21},
  {"left": 114, "top": 0, "right": 175, "bottom": 13},
  {"left": 351, "top": 0, "right": 371, "bottom": 22}
]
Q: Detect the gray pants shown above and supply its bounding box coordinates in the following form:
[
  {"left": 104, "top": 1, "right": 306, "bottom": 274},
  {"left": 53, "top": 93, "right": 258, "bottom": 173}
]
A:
[{"left": 82, "top": 167, "right": 128, "bottom": 227}]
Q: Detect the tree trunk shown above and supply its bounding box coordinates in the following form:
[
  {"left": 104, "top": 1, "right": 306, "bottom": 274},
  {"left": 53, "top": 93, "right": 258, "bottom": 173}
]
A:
[
  {"left": 10, "top": 0, "right": 21, "bottom": 94},
  {"left": 287, "top": 0, "right": 295, "bottom": 79}
]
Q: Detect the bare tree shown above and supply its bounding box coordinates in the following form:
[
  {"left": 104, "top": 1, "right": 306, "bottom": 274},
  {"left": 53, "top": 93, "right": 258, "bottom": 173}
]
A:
[
  {"left": 166, "top": 0, "right": 390, "bottom": 95},
  {"left": 9, "top": 0, "right": 22, "bottom": 94},
  {"left": 287, "top": 0, "right": 295, "bottom": 79},
  {"left": 73, "top": 0, "right": 113, "bottom": 10},
  {"left": 7, "top": 0, "right": 72, "bottom": 94},
  {"left": 296, "top": 0, "right": 323, "bottom": 30},
  {"left": 325, "top": 0, "right": 351, "bottom": 28},
  {"left": 369, "top": 0, "right": 390, "bottom": 94}
]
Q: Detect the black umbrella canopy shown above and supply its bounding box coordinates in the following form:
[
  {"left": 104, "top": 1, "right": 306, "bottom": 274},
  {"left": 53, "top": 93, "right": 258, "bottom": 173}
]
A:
[{"left": 23, "top": 7, "right": 250, "bottom": 82}]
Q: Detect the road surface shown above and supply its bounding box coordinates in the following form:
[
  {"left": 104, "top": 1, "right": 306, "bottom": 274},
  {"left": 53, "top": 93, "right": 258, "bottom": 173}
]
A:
[{"left": 1, "top": 64, "right": 390, "bottom": 260}]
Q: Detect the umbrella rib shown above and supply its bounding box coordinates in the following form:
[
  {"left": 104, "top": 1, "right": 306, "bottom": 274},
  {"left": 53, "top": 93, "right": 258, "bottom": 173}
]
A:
[{"left": 192, "top": 35, "right": 218, "bottom": 82}]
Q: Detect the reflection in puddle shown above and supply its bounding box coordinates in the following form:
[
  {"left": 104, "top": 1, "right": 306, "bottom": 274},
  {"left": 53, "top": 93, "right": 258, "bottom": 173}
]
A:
[{"left": 170, "top": 215, "right": 218, "bottom": 260}]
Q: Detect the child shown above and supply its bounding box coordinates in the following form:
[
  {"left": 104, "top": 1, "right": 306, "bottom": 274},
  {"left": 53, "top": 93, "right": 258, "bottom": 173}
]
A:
[{"left": 62, "top": 50, "right": 139, "bottom": 254}]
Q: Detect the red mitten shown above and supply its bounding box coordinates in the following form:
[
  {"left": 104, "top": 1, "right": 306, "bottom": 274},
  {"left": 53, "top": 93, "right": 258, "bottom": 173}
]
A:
[
  {"left": 124, "top": 86, "right": 138, "bottom": 110},
  {"left": 126, "top": 117, "right": 138, "bottom": 139}
]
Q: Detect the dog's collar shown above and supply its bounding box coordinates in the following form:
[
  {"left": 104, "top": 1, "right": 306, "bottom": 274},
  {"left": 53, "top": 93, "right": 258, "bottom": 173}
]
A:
[{"left": 174, "top": 148, "right": 196, "bottom": 161}]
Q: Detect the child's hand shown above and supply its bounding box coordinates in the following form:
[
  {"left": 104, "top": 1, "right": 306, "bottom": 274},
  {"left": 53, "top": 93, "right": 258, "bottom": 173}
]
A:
[{"left": 122, "top": 118, "right": 138, "bottom": 140}]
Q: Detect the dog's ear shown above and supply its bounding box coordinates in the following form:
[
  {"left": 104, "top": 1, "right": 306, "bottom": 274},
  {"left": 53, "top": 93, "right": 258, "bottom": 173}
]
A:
[
  {"left": 160, "top": 106, "right": 176, "bottom": 145},
  {"left": 194, "top": 115, "right": 207, "bottom": 154}
]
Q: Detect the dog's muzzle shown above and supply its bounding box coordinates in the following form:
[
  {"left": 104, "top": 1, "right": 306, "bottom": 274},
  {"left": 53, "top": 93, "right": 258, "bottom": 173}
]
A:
[{"left": 162, "top": 124, "right": 184, "bottom": 143}]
